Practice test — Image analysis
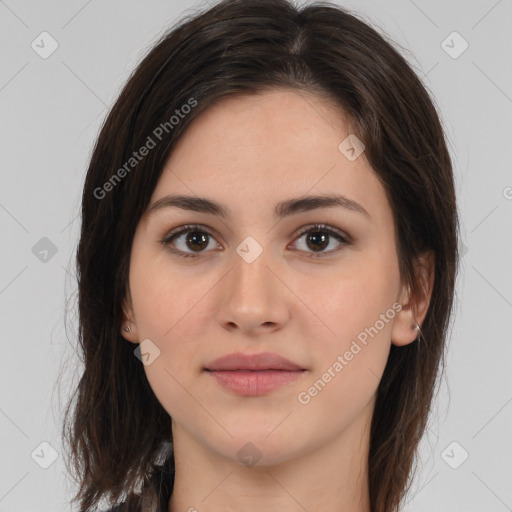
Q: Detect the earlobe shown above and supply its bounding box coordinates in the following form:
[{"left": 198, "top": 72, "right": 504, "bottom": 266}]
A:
[
  {"left": 120, "top": 292, "right": 139, "bottom": 343},
  {"left": 120, "top": 321, "right": 139, "bottom": 343},
  {"left": 391, "top": 251, "right": 435, "bottom": 347}
]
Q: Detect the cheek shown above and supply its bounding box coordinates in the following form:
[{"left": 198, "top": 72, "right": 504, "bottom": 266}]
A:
[
  {"left": 294, "top": 248, "right": 400, "bottom": 399},
  {"left": 128, "top": 255, "right": 210, "bottom": 416},
  {"left": 129, "top": 244, "right": 207, "bottom": 337},
  {"left": 297, "top": 249, "right": 399, "bottom": 338},
  {"left": 128, "top": 250, "right": 216, "bottom": 387}
]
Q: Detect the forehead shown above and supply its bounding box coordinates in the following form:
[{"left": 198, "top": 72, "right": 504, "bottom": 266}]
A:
[
  {"left": 148, "top": 89, "right": 390, "bottom": 227},
  {"left": 174, "top": 88, "right": 353, "bottom": 151}
]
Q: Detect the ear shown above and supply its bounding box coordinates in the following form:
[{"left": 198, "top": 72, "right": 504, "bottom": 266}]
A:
[
  {"left": 391, "top": 251, "right": 435, "bottom": 347},
  {"left": 120, "top": 287, "right": 139, "bottom": 344}
]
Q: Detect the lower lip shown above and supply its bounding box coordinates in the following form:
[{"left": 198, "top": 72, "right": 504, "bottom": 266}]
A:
[{"left": 206, "top": 370, "right": 305, "bottom": 396}]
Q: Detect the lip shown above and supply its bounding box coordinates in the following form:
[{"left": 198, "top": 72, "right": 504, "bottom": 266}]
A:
[
  {"left": 207, "top": 370, "right": 305, "bottom": 396},
  {"left": 205, "top": 351, "right": 304, "bottom": 371},
  {"left": 204, "top": 351, "right": 306, "bottom": 396}
]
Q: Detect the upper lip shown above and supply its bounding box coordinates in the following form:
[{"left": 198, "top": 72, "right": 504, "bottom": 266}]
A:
[{"left": 205, "top": 351, "right": 304, "bottom": 371}]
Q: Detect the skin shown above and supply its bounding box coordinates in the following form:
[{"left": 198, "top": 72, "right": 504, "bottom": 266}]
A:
[{"left": 121, "top": 89, "right": 434, "bottom": 512}]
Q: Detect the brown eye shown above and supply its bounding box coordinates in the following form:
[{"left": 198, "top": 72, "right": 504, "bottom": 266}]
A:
[
  {"left": 160, "top": 223, "right": 351, "bottom": 259},
  {"left": 305, "top": 230, "right": 329, "bottom": 252},
  {"left": 183, "top": 230, "right": 210, "bottom": 251},
  {"left": 292, "top": 224, "right": 351, "bottom": 257},
  {"left": 160, "top": 224, "right": 220, "bottom": 258}
]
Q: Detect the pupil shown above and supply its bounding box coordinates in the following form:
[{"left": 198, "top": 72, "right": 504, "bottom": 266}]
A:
[
  {"left": 307, "top": 231, "right": 328, "bottom": 251},
  {"left": 187, "top": 231, "right": 208, "bottom": 251}
]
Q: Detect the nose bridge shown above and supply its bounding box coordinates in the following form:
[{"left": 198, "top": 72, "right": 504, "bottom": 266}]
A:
[
  {"left": 215, "top": 235, "right": 289, "bottom": 331},
  {"left": 231, "top": 236, "right": 276, "bottom": 300}
]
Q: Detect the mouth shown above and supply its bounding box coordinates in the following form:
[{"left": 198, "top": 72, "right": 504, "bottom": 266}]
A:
[{"left": 204, "top": 351, "right": 307, "bottom": 396}]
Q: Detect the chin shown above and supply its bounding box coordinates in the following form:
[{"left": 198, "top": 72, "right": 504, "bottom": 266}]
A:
[{"left": 212, "top": 430, "right": 306, "bottom": 469}]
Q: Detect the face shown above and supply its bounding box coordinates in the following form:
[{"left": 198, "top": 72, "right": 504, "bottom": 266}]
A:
[{"left": 122, "top": 89, "right": 419, "bottom": 466}]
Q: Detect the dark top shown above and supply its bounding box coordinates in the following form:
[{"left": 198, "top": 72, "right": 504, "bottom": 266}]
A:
[{"left": 103, "top": 456, "right": 175, "bottom": 512}]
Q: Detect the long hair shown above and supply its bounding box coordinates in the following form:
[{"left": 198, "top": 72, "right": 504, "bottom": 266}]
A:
[{"left": 61, "top": 1, "right": 459, "bottom": 511}]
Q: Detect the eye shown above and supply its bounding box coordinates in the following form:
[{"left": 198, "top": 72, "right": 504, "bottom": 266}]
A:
[
  {"left": 159, "top": 224, "right": 221, "bottom": 258},
  {"left": 159, "top": 223, "right": 351, "bottom": 259},
  {"left": 290, "top": 224, "right": 351, "bottom": 257}
]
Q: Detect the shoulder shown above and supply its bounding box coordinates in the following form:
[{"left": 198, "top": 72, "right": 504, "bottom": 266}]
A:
[{"left": 93, "top": 455, "right": 174, "bottom": 512}]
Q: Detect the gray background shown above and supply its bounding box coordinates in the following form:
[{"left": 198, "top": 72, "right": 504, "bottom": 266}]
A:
[{"left": 0, "top": 0, "right": 511, "bottom": 511}]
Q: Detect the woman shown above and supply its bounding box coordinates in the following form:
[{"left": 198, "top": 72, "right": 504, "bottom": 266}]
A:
[{"left": 62, "top": 0, "right": 459, "bottom": 511}]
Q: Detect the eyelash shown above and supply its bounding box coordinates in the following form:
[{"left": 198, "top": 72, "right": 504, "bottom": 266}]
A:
[{"left": 159, "top": 223, "right": 352, "bottom": 259}]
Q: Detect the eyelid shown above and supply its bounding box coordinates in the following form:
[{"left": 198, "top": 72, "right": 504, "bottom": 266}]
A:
[
  {"left": 291, "top": 223, "right": 351, "bottom": 244},
  {"left": 161, "top": 223, "right": 220, "bottom": 241}
]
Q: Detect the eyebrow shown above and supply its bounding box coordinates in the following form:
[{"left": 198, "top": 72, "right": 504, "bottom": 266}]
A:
[{"left": 146, "top": 193, "right": 370, "bottom": 220}]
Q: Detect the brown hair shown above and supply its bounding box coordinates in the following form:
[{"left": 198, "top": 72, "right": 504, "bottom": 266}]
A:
[{"left": 61, "top": 1, "right": 459, "bottom": 511}]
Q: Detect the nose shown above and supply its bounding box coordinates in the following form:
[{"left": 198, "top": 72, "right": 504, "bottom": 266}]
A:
[{"left": 215, "top": 245, "right": 290, "bottom": 336}]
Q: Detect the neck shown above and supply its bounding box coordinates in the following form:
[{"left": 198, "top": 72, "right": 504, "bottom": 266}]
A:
[{"left": 168, "top": 400, "right": 373, "bottom": 512}]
